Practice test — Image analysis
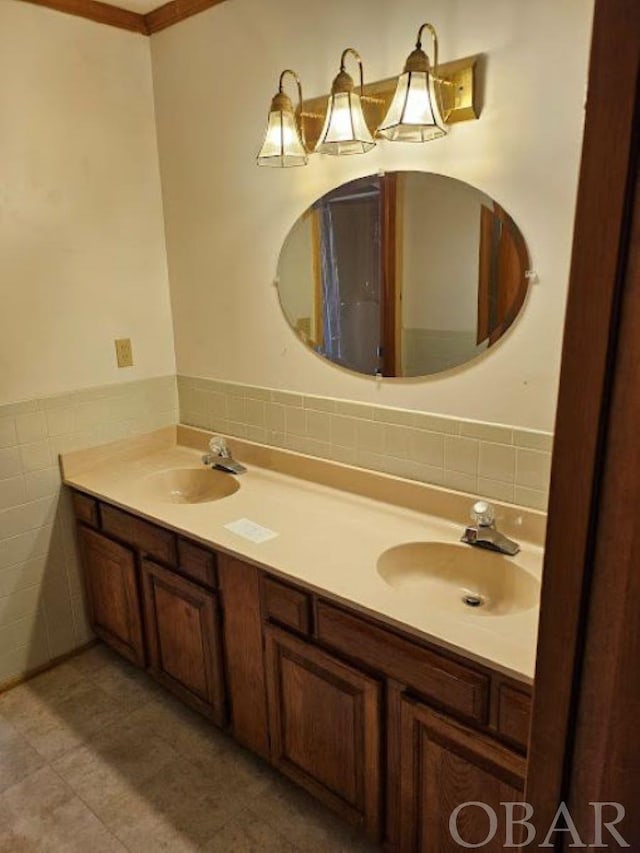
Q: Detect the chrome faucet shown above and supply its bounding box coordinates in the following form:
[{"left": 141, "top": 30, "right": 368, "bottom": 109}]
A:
[
  {"left": 202, "top": 436, "right": 246, "bottom": 475},
  {"left": 461, "top": 501, "right": 520, "bottom": 556}
]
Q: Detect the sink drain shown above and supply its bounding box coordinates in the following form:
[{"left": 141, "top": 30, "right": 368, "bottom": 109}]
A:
[{"left": 462, "top": 593, "right": 485, "bottom": 608}]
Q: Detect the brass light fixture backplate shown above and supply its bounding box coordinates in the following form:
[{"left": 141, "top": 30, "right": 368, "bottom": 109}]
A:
[{"left": 301, "top": 54, "right": 479, "bottom": 150}]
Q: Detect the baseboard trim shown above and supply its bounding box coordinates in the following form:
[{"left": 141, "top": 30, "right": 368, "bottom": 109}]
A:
[{"left": 0, "top": 639, "right": 98, "bottom": 696}]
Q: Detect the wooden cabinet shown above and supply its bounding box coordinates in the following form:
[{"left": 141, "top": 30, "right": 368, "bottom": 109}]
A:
[
  {"left": 495, "top": 683, "right": 532, "bottom": 752},
  {"left": 101, "top": 503, "right": 177, "bottom": 565},
  {"left": 72, "top": 491, "right": 533, "bottom": 852},
  {"left": 141, "top": 559, "right": 226, "bottom": 725},
  {"left": 398, "top": 696, "right": 526, "bottom": 852},
  {"left": 218, "top": 555, "right": 270, "bottom": 759},
  {"left": 78, "top": 525, "right": 145, "bottom": 666},
  {"left": 177, "top": 538, "right": 217, "bottom": 589},
  {"left": 262, "top": 575, "right": 311, "bottom": 636},
  {"left": 316, "top": 600, "right": 490, "bottom": 725},
  {"left": 71, "top": 492, "right": 99, "bottom": 527},
  {"left": 264, "top": 625, "right": 383, "bottom": 839}
]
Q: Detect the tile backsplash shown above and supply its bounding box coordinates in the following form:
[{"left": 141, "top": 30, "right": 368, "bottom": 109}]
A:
[
  {"left": 0, "top": 375, "right": 178, "bottom": 685},
  {"left": 178, "top": 376, "right": 553, "bottom": 512},
  {"left": 0, "top": 370, "right": 551, "bottom": 686}
]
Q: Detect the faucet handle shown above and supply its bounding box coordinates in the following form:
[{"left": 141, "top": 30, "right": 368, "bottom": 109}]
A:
[
  {"left": 471, "top": 500, "right": 495, "bottom": 528},
  {"left": 209, "top": 435, "right": 230, "bottom": 458}
]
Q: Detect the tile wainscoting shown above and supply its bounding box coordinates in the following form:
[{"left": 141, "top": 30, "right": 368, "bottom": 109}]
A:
[
  {"left": 178, "top": 376, "right": 553, "bottom": 513},
  {"left": 0, "top": 376, "right": 178, "bottom": 685},
  {"left": 0, "top": 371, "right": 550, "bottom": 685}
]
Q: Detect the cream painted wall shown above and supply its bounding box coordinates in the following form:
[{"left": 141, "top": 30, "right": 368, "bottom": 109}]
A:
[
  {"left": 150, "top": 0, "right": 593, "bottom": 432},
  {"left": 401, "top": 174, "right": 489, "bottom": 332},
  {"left": 0, "top": 1, "right": 176, "bottom": 406}
]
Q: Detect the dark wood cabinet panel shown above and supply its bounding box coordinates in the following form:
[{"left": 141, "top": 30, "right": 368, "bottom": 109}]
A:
[
  {"left": 141, "top": 559, "right": 226, "bottom": 725},
  {"left": 101, "top": 503, "right": 177, "bottom": 565},
  {"left": 316, "top": 601, "right": 489, "bottom": 725},
  {"left": 177, "top": 538, "right": 217, "bottom": 589},
  {"left": 71, "top": 492, "right": 99, "bottom": 527},
  {"left": 264, "top": 625, "right": 383, "bottom": 840},
  {"left": 262, "top": 575, "right": 311, "bottom": 635},
  {"left": 496, "top": 683, "right": 531, "bottom": 752},
  {"left": 78, "top": 526, "right": 145, "bottom": 666},
  {"left": 218, "top": 555, "right": 270, "bottom": 759},
  {"left": 71, "top": 491, "right": 531, "bottom": 852},
  {"left": 399, "top": 696, "right": 526, "bottom": 852}
]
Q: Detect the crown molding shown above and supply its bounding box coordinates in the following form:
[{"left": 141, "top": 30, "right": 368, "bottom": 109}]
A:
[
  {"left": 21, "top": 0, "right": 149, "bottom": 32},
  {"left": 19, "top": 0, "right": 227, "bottom": 35},
  {"left": 145, "top": 0, "right": 226, "bottom": 34}
]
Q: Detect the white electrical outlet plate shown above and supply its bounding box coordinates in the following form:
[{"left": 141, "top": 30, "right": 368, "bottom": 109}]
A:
[{"left": 224, "top": 518, "right": 278, "bottom": 544}]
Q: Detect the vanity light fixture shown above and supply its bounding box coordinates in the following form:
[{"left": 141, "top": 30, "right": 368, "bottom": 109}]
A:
[
  {"left": 257, "top": 69, "right": 308, "bottom": 168},
  {"left": 377, "top": 23, "right": 448, "bottom": 142},
  {"left": 315, "top": 48, "right": 376, "bottom": 156}
]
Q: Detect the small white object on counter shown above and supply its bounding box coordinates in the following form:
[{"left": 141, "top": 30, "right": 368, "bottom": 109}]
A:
[{"left": 225, "top": 518, "right": 278, "bottom": 543}]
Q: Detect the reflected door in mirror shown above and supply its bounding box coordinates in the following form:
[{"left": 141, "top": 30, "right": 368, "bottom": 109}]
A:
[{"left": 277, "top": 172, "right": 530, "bottom": 379}]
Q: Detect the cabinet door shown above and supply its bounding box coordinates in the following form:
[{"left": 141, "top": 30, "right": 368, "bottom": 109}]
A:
[
  {"left": 141, "top": 559, "right": 226, "bottom": 726},
  {"left": 78, "top": 526, "right": 145, "bottom": 667},
  {"left": 399, "top": 696, "right": 527, "bottom": 852},
  {"left": 264, "top": 625, "right": 382, "bottom": 839}
]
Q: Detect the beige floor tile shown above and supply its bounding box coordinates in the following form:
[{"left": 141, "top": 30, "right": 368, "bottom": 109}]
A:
[
  {"left": 98, "top": 756, "right": 251, "bottom": 851},
  {"left": 68, "top": 644, "right": 117, "bottom": 677},
  {"left": 251, "top": 776, "right": 379, "bottom": 852},
  {"left": 205, "top": 807, "right": 296, "bottom": 851},
  {"left": 0, "top": 716, "right": 46, "bottom": 795},
  {"left": 1, "top": 679, "right": 125, "bottom": 761},
  {"left": 0, "top": 663, "right": 86, "bottom": 716},
  {"left": 84, "top": 653, "right": 164, "bottom": 709},
  {"left": 52, "top": 714, "right": 181, "bottom": 815},
  {"left": 126, "top": 692, "right": 274, "bottom": 796},
  {"left": 0, "top": 649, "right": 380, "bottom": 852},
  {"left": 199, "top": 739, "right": 275, "bottom": 799},
  {"left": 121, "top": 691, "right": 226, "bottom": 753},
  {"left": 0, "top": 766, "right": 125, "bottom": 852}
]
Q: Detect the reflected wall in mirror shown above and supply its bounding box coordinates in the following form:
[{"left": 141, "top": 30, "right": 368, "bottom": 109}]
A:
[{"left": 276, "top": 171, "right": 530, "bottom": 377}]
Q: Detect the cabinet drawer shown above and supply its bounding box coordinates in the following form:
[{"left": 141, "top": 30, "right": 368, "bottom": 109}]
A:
[
  {"left": 316, "top": 601, "right": 489, "bottom": 725},
  {"left": 262, "top": 576, "right": 311, "bottom": 635},
  {"left": 101, "top": 504, "right": 176, "bottom": 565},
  {"left": 72, "top": 491, "right": 99, "bottom": 527},
  {"left": 496, "top": 683, "right": 532, "bottom": 751},
  {"left": 177, "top": 538, "right": 217, "bottom": 589}
]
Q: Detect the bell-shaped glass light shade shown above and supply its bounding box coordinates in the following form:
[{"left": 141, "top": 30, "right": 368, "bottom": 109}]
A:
[
  {"left": 257, "top": 100, "right": 307, "bottom": 168},
  {"left": 315, "top": 91, "right": 375, "bottom": 156},
  {"left": 377, "top": 69, "right": 447, "bottom": 142}
]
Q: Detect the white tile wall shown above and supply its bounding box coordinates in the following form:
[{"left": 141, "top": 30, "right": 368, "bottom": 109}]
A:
[
  {"left": 178, "top": 375, "right": 553, "bottom": 512},
  {"left": 0, "top": 376, "right": 178, "bottom": 685}
]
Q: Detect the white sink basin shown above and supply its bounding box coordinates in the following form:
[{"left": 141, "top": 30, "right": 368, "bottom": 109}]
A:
[
  {"left": 377, "top": 541, "right": 539, "bottom": 616},
  {"left": 140, "top": 468, "right": 240, "bottom": 504}
]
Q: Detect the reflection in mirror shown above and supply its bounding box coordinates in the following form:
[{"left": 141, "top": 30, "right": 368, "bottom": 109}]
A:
[{"left": 277, "top": 172, "right": 530, "bottom": 378}]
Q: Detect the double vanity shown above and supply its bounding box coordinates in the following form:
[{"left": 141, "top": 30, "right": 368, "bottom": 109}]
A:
[{"left": 61, "top": 425, "right": 544, "bottom": 851}]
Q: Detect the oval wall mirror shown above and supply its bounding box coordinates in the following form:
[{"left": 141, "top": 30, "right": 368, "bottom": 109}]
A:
[{"left": 276, "top": 171, "right": 530, "bottom": 378}]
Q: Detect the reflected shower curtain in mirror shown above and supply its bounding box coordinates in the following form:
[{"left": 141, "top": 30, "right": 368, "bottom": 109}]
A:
[{"left": 316, "top": 181, "right": 383, "bottom": 375}]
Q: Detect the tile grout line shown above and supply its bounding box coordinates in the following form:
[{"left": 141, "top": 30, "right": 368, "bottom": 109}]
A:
[
  {"left": 178, "top": 374, "right": 552, "bottom": 511},
  {"left": 0, "top": 378, "right": 179, "bottom": 686},
  {"left": 48, "top": 761, "right": 128, "bottom": 850}
]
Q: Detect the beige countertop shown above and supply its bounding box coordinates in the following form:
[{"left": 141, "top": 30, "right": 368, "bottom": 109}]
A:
[{"left": 61, "top": 426, "right": 545, "bottom": 684}]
